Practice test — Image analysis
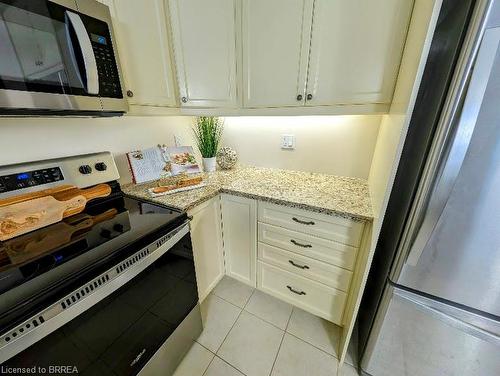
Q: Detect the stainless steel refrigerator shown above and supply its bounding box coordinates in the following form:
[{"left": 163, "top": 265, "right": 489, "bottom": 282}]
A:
[{"left": 359, "top": 0, "right": 500, "bottom": 375}]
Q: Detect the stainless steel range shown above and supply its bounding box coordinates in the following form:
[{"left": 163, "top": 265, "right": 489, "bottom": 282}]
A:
[{"left": 0, "top": 152, "right": 202, "bottom": 376}]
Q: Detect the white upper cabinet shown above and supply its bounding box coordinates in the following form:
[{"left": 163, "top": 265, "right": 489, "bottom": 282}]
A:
[
  {"left": 101, "top": 0, "right": 177, "bottom": 107},
  {"left": 305, "top": 0, "right": 413, "bottom": 107},
  {"left": 100, "top": 0, "right": 414, "bottom": 113},
  {"left": 242, "top": 0, "right": 314, "bottom": 108},
  {"left": 168, "top": 0, "right": 238, "bottom": 108}
]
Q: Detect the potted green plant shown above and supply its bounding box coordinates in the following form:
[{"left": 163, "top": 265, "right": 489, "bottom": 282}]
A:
[{"left": 192, "top": 116, "right": 224, "bottom": 172}]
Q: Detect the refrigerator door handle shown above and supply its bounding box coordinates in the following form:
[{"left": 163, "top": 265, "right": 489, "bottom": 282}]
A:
[
  {"left": 396, "top": 288, "right": 500, "bottom": 346},
  {"left": 399, "top": 17, "right": 498, "bottom": 268}
]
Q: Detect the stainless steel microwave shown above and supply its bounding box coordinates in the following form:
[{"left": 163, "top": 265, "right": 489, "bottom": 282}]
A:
[{"left": 0, "top": 0, "right": 128, "bottom": 116}]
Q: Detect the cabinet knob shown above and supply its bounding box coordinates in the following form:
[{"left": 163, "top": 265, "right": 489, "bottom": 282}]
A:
[
  {"left": 296, "top": 94, "right": 303, "bottom": 101},
  {"left": 306, "top": 93, "right": 313, "bottom": 100},
  {"left": 181, "top": 97, "right": 188, "bottom": 103},
  {"left": 126, "top": 90, "right": 134, "bottom": 98}
]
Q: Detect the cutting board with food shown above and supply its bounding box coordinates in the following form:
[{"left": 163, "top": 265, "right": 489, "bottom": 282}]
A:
[
  {"left": 0, "top": 208, "right": 118, "bottom": 268},
  {"left": 148, "top": 176, "right": 205, "bottom": 197},
  {"left": 0, "top": 184, "right": 112, "bottom": 241}
]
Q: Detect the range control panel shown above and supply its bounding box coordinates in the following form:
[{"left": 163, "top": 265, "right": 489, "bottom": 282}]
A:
[
  {"left": 0, "top": 168, "right": 64, "bottom": 194},
  {"left": 0, "top": 152, "right": 120, "bottom": 199}
]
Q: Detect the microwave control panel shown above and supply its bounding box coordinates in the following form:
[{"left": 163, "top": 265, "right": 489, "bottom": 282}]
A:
[{"left": 91, "top": 33, "right": 122, "bottom": 98}]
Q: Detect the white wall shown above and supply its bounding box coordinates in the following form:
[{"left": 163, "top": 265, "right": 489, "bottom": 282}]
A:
[
  {"left": 0, "top": 116, "right": 196, "bottom": 184},
  {"left": 222, "top": 115, "right": 382, "bottom": 179},
  {"left": 337, "top": 0, "right": 442, "bottom": 360},
  {"left": 0, "top": 115, "right": 380, "bottom": 184},
  {"left": 368, "top": 0, "right": 442, "bottom": 230}
]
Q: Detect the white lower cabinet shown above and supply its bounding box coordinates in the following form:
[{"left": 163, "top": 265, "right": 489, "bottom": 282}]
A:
[
  {"left": 258, "top": 201, "right": 364, "bottom": 247},
  {"left": 257, "top": 261, "right": 346, "bottom": 324},
  {"left": 258, "top": 222, "right": 358, "bottom": 270},
  {"left": 256, "top": 201, "right": 365, "bottom": 326},
  {"left": 258, "top": 242, "right": 352, "bottom": 292},
  {"left": 201, "top": 193, "right": 370, "bottom": 367},
  {"left": 218, "top": 194, "right": 367, "bottom": 328},
  {"left": 188, "top": 196, "right": 225, "bottom": 302},
  {"left": 220, "top": 194, "right": 257, "bottom": 286}
]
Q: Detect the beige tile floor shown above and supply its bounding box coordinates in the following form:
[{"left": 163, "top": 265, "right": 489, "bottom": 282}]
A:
[{"left": 174, "top": 276, "right": 359, "bottom": 376}]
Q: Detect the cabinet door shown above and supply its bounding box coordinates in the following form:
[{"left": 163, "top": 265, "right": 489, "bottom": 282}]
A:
[
  {"left": 168, "top": 0, "right": 238, "bottom": 108},
  {"left": 102, "top": 0, "right": 177, "bottom": 107},
  {"left": 242, "top": 0, "right": 313, "bottom": 108},
  {"left": 306, "top": 0, "right": 413, "bottom": 106},
  {"left": 221, "top": 194, "right": 257, "bottom": 287},
  {"left": 189, "top": 197, "right": 225, "bottom": 302}
]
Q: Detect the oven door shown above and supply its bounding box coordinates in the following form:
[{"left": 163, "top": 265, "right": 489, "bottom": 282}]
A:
[
  {"left": 0, "top": 0, "right": 126, "bottom": 114},
  {"left": 0, "top": 222, "right": 201, "bottom": 376}
]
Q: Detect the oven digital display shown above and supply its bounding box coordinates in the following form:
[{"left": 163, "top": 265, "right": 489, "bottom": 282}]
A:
[
  {"left": 91, "top": 33, "right": 107, "bottom": 45},
  {"left": 0, "top": 167, "right": 64, "bottom": 193}
]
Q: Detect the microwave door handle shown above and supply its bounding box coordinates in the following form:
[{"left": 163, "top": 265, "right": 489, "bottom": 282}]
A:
[
  {"left": 65, "top": 11, "right": 99, "bottom": 95},
  {"left": 64, "top": 13, "right": 85, "bottom": 90}
]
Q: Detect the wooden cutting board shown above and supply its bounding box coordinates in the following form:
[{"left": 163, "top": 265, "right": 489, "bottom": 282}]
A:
[
  {"left": 0, "top": 184, "right": 111, "bottom": 241},
  {"left": 0, "top": 208, "right": 118, "bottom": 267}
]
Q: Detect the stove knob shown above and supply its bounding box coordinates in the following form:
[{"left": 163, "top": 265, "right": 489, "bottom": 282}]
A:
[
  {"left": 100, "top": 229, "right": 112, "bottom": 239},
  {"left": 113, "top": 223, "right": 124, "bottom": 233},
  {"left": 79, "top": 165, "right": 92, "bottom": 174},
  {"left": 95, "top": 162, "right": 107, "bottom": 172}
]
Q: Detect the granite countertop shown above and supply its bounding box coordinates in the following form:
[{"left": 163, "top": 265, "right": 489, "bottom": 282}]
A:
[{"left": 122, "top": 166, "right": 373, "bottom": 221}]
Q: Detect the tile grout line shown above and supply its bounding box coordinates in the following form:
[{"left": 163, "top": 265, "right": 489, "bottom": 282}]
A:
[
  {"left": 214, "top": 301, "right": 245, "bottom": 354},
  {"left": 212, "top": 289, "right": 274, "bottom": 376},
  {"left": 285, "top": 331, "right": 340, "bottom": 361},
  {"left": 212, "top": 287, "right": 285, "bottom": 376},
  {"left": 242, "top": 288, "right": 256, "bottom": 310},
  {"left": 212, "top": 293, "right": 247, "bottom": 309},
  {"left": 206, "top": 283, "right": 348, "bottom": 373},
  {"left": 284, "top": 308, "right": 343, "bottom": 361},
  {"left": 195, "top": 340, "right": 217, "bottom": 355},
  {"left": 202, "top": 299, "right": 248, "bottom": 375},
  {"left": 267, "top": 305, "right": 294, "bottom": 376},
  {"left": 211, "top": 287, "right": 256, "bottom": 310},
  {"left": 242, "top": 305, "right": 291, "bottom": 332},
  {"left": 216, "top": 355, "right": 249, "bottom": 376},
  {"left": 284, "top": 307, "right": 294, "bottom": 332},
  {"left": 201, "top": 355, "right": 217, "bottom": 376}
]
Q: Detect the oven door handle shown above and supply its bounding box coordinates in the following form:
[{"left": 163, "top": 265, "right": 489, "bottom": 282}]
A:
[{"left": 65, "top": 11, "right": 99, "bottom": 95}]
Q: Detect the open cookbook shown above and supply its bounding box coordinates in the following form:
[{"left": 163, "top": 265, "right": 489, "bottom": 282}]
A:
[{"left": 126, "top": 145, "right": 201, "bottom": 184}]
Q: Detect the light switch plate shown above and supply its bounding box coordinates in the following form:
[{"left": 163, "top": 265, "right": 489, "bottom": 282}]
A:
[{"left": 281, "top": 134, "right": 295, "bottom": 149}]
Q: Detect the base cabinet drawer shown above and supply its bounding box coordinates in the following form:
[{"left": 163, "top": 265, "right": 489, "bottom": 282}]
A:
[
  {"left": 258, "top": 222, "right": 358, "bottom": 270},
  {"left": 258, "top": 242, "right": 352, "bottom": 292},
  {"left": 258, "top": 201, "right": 364, "bottom": 247},
  {"left": 257, "top": 261, "right": 346, "bottom": 324}
]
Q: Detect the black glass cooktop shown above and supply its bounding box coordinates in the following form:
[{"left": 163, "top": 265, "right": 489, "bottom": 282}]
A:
[{"left": 0, "top": 193, "right": 186, "bottom": 333}]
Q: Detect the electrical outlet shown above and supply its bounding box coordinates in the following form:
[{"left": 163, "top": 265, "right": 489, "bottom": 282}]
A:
[{"left": 281, "top": 134, "right": 295, "bottom": 149}]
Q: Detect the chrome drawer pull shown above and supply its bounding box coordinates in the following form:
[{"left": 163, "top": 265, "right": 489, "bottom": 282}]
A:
[
  {"left": 290, "top": 239, "right": 312, "bottom": 248},
  {"left": 292, "top": 217, "right": 315, "bottom": 225},
  {"left": 287, "top": 285, "right": 306, "bottom": 295},
  {"left": 289, "top": 260, "right": 310, "bottom": 270}
]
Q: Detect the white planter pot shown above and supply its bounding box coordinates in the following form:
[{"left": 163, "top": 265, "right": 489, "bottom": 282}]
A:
[{"left": 203, "top": 157, "right": 217, "bottom": 172}]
